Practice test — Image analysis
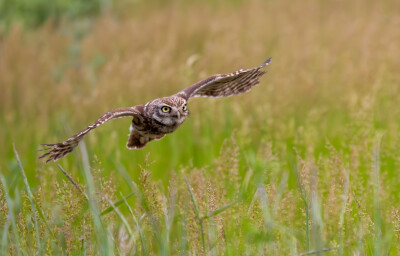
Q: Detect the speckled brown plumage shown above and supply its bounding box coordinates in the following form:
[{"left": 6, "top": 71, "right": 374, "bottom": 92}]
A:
[{"left": 40, "top": 57, "right": 271, "bottom": 163}]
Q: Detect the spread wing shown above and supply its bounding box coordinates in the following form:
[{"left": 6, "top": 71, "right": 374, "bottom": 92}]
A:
[
  {"left": 180, "top": 57, "right": 271, "bottom": 99},
  {"left": 39, "top": 106, "right": 143, "bottom": 163}
]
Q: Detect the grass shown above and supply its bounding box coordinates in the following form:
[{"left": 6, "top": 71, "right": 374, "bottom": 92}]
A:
[{"left": 1, "top": 0, "right": 400, "bottom": 254}]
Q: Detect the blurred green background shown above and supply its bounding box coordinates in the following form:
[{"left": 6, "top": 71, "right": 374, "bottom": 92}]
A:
[{"left": 1, "top": 0, "right": 107, "bottom": 30}]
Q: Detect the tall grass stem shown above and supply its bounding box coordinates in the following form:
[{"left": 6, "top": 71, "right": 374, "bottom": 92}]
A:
[{"left": 13, "top": 145, "right": 41, "bottom": 254}]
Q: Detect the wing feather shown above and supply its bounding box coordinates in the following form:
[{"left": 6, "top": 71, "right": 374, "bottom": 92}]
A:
[
  {"left": 181, "top": 57, "right": 271, "bottom": 99},
  {"left": 39, "top": 106, "right": 143, "bottom": 163}
]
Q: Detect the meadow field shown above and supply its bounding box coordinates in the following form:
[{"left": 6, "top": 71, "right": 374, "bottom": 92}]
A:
[{"left": 1, "top": 0, "right": 400, "bottom": 254}]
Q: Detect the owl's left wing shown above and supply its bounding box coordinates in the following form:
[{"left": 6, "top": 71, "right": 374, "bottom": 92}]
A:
[
  {"left": 180, "top": 57, "right": 271, "bottom": 99},
  {"left": 39, "top": 106, "right": 143, "bottom": 163}
]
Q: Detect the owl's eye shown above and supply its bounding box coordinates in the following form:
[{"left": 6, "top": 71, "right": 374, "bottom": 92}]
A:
[
  {"left": 161, "top": 106, "right": 171, "bottom": 113},
  {"left": 182, "top": 104, "right": 187, "bottom": 111}
]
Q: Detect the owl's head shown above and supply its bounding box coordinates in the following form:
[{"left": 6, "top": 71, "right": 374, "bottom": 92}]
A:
[{"left": 150, "top": 96, "right": 189, "bottom": 127}]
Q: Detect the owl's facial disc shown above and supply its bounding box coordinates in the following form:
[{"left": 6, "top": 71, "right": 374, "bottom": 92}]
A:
[
  {"left": 152, "top": 104, "right": 184, "bottom": 126},
  {"left": 151, "top": 97, "right": 189, "bottom": 127}
]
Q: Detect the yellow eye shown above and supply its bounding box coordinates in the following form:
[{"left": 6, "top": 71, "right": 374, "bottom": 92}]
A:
[
  {"left": 182, "top": 104, "right": 187, "bottom": 111},
  {"left": 161, "top": 106, "right": 171, "bottom": 113}
]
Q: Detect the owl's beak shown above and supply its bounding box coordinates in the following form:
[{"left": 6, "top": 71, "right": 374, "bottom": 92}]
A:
[{"left": 177, "top": 111, "right": 181, "bottom": 120}]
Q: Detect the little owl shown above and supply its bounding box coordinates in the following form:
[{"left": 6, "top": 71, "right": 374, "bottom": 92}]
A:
[{"left": 40, "top": 57, "right": 272, "bottom": 163}]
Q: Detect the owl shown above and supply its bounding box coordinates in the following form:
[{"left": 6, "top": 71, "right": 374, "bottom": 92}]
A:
[{"left": 40, "top": 57, "right": 271, "bottom": 163}]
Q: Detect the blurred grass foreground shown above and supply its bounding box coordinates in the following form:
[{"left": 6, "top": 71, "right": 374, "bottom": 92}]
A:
[{"left": 1, "top": 0, "right": 400, "bottom": 254}]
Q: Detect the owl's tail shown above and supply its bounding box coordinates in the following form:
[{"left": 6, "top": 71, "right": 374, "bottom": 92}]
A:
[
  {"left": 127, "top": 130, "right": 147, "bottom": 149},
  {"left": 126, "top": 130, "right": 153, "bottom": 149}
]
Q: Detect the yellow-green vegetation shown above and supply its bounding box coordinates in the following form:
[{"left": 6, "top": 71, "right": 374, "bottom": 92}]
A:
[{"left": 1, "top": 0, "right": 400, "bottom": 254}]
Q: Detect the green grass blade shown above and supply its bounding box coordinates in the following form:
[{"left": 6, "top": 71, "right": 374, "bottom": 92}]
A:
[
  {"left": 184, "top": 178, "right": 206, "bottom": 254},
  {"left": 32, "top": 200, "right": 57, "bottom": 240},
  {"left": 160, "top": 190, "right": 177, "bottom": 255},
  {"left": 372, "top": 133, "right": 384, "bottom": 255},
  {"left": 0, "top": 175, "right": 22, "bottom": 256},
  {"left": 310, "top": 166, "right": 324, "bottom": 251},
  {"left": 272, "top": 171, "right": 289, "bottom": 218},
  {"left": 82, "top": 219, "right": 86, "bottom": 256},
  {"left": 115, "top": 163, "right": 162, "bottom": 249},
  {"left": 0, "top": 168, "right": 9, "bottom": 254},
  {"left": 1, "top": 217, "right": 10, "bottom": 255},
  {"left": 115, "top": 163, "right": 151, "bottom": 213},
  {"left": 13, "top": 145, "right": 41, "bottom": 254},
  {"left": 100, "top": 192, "right": 135, "bottom": 216},
  {"left": 79, "top": 141, "right": 112, "bottom": 254},
  {"left": 202, "top": 201, "right": 237, "bottom": 220},
  {"left": 292, "top": 160, "right": 310, "bottom": 251},
  {"left": 122, "top": 193, "right": 147, "bottom": 255},
  {"left": 102, "top": 194, "right": 135, "bottom": 241},
  {"left": 57, "top": 164, "right": 88, "bottom": 200},
  {"left": 338, "top": 167, "right": 350, "bottom": 256},
  {"left": 294, "top": 246, "right": 339, "bottom": 256}
]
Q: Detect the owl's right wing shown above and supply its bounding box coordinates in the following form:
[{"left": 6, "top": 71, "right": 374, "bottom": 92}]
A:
[
  {"left": 180, "top": 57, "right": 271, "bottom": 99},
  {"left": 39, "top": 106, "right": 144, "bottom": 163}
]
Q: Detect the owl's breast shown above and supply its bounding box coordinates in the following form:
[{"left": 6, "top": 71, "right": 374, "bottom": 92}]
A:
[{"left": 134, "top": 116, "right": 185, "bottom": 136}]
